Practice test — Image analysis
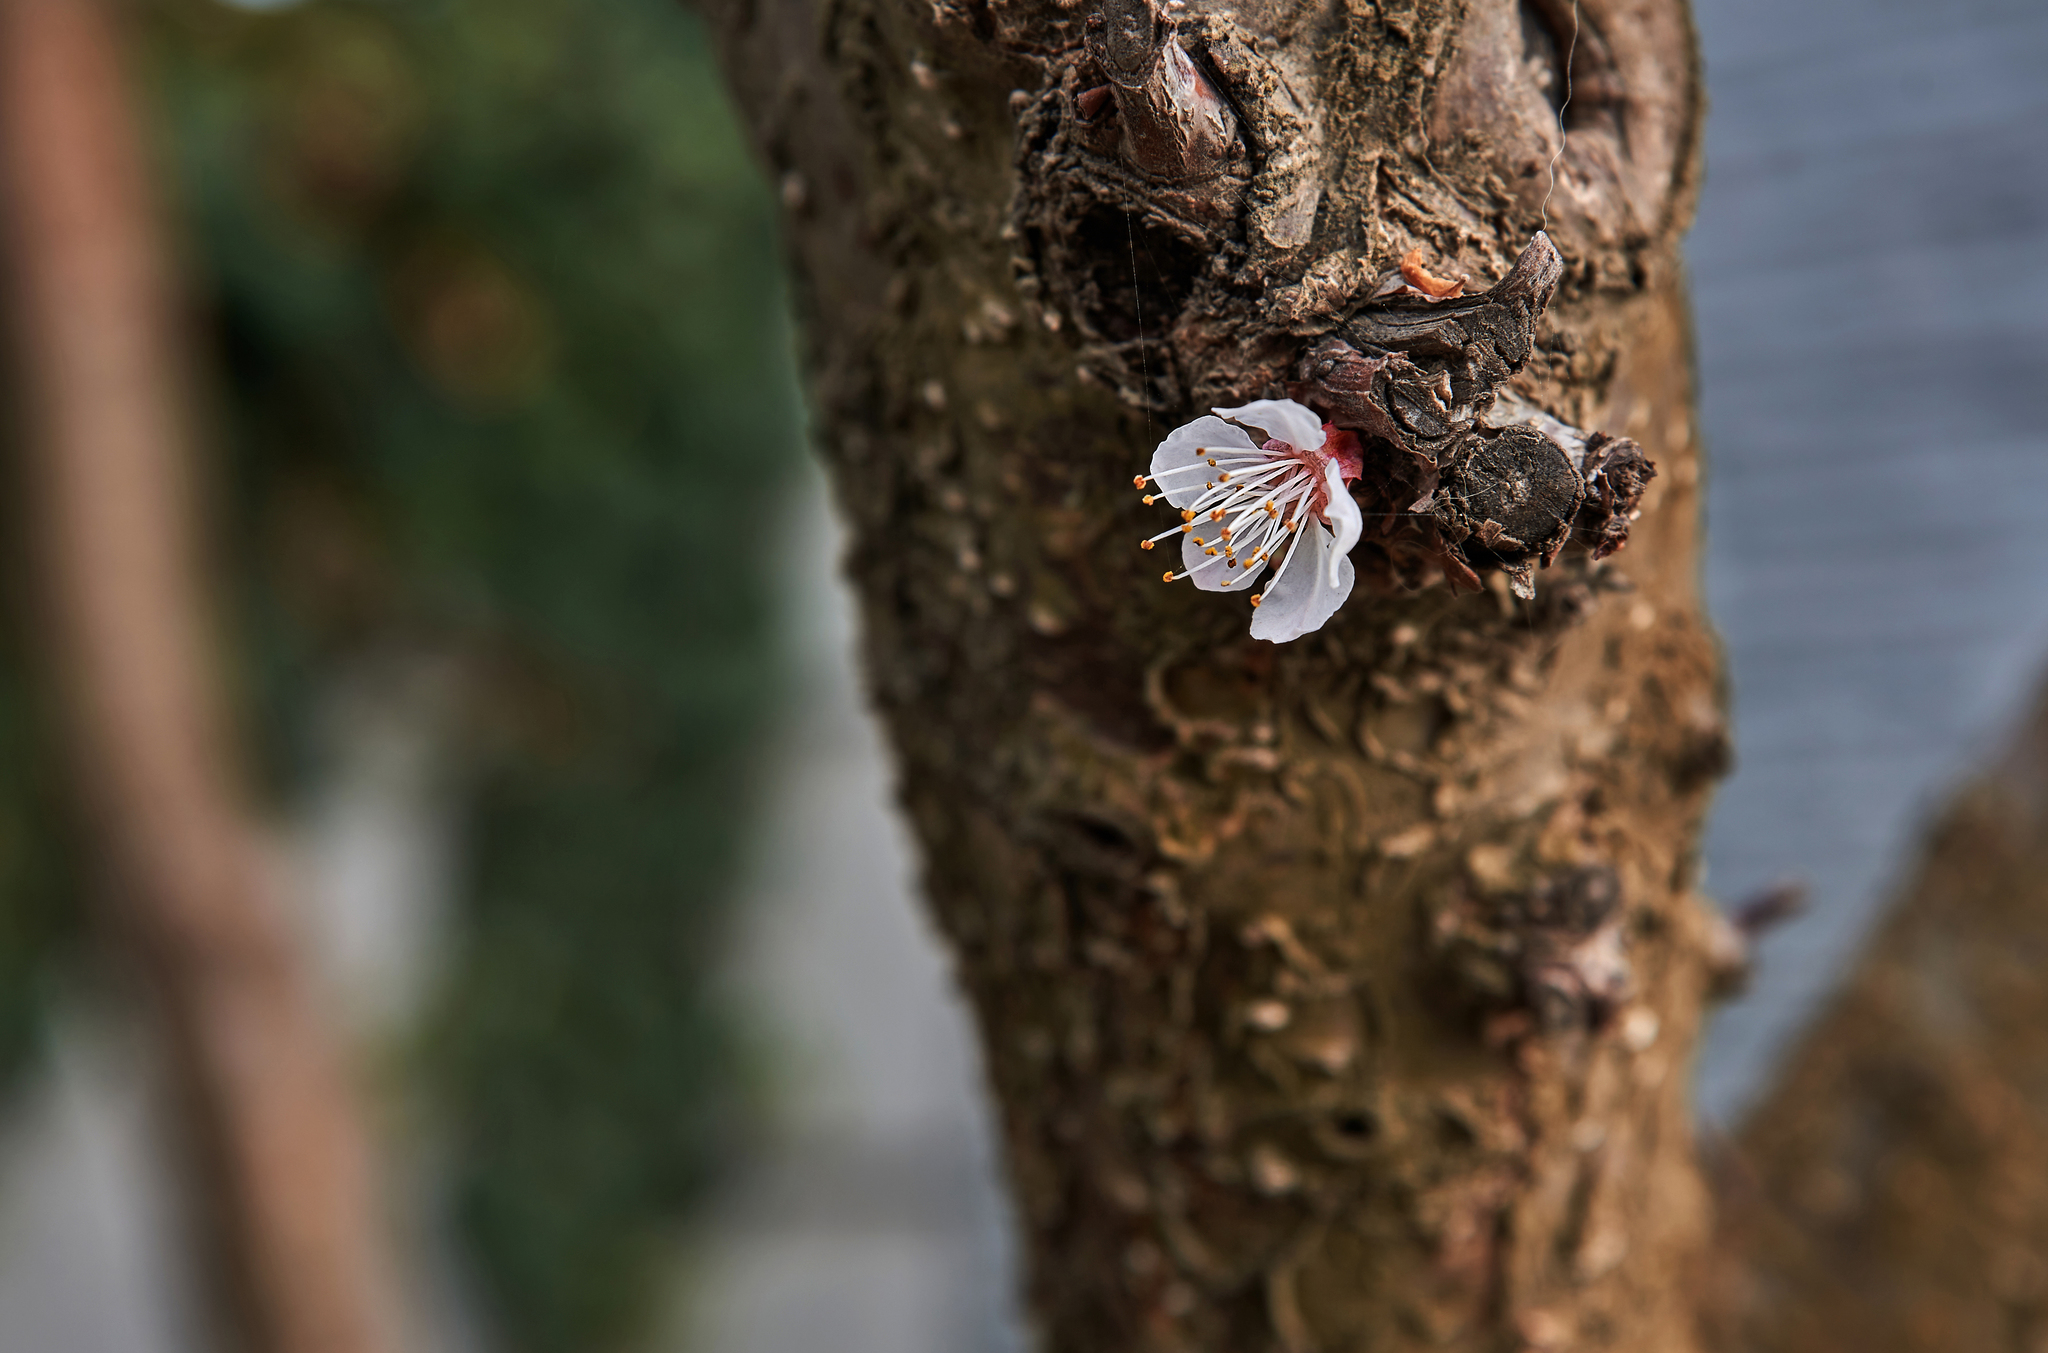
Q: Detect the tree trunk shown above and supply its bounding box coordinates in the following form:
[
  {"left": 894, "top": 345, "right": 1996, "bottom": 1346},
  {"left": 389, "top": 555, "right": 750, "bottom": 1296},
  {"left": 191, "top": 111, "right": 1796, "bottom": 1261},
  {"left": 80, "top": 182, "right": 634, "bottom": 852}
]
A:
[{"left": 702, "top": 0, "right": 1718, "bottom": 1346}]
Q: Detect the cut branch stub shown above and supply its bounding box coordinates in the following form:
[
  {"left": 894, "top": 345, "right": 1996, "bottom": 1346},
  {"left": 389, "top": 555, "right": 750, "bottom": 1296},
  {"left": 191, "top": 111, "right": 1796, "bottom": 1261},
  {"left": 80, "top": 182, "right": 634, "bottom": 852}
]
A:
[
  {"left": 1288, "top": 234, "right": 1654, "bottom": 595},
  {"left": 1291, "top": 234, "right": 1569, "bottom": 477},
  {"left": 1431, "top": 425, "right": 1586, "bottom": 598},
  {"left": 1577, "top": 432, "right": 1657, "bottom": 560},
  {"left": 1330, "top": 229, "right": 1565, "bottom": 411},
  {"left": 1081, "top": 0, "right": 1242, "bottom": 182}
]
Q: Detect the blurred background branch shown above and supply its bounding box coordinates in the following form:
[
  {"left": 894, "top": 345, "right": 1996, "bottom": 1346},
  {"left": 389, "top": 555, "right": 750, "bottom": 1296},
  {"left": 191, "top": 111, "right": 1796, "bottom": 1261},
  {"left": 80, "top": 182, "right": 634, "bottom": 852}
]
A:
[
  {"left": 0, "top": 0, "right": 800, "bottom": 1349},
  {"left": 1707, "top": 677, "right": 2048, "bottom": 1351},
  {"left": 0, "top": 0, "right": 401, "bottom": 1348}
]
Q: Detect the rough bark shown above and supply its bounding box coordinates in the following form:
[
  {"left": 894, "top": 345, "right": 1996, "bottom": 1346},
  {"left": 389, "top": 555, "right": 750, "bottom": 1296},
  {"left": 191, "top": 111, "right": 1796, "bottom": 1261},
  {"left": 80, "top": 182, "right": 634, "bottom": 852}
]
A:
[
  {"left": 1703, "top": 678, "right": 2048, "bottom": 1353},
  {"left": 703, "top": 0, "right": 1719, "bottom": 1346},
  {"left": 0, "top": 1, "right": 401, "bottom": 1350}
]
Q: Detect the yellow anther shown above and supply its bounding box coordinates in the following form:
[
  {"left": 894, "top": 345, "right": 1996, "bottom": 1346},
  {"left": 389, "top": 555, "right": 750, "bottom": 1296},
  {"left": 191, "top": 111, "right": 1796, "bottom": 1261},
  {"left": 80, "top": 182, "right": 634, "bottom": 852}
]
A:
[
  {"left": 1250, "top": 594, "right": 1263, "bottom": 607},
  {"left": 1209, "top": 509, "right": 1224, "bottom": 521},
  {"left": 1180, "top": 524, "right": 1192, "bottom": 533},
  {"left": 1192, "top": 536, "right": 1205, "bottom": 546},
  {"left": 1140, "top": 540, "right": 1155, "bottom": 551},
  {"left": 1219, "top": 471, "right": 1231, "bottom": 482},
  {"left": 1206, "top": 457, "right": 1218, "bottom": 466},
  {"left": 1181, "top": 509, "right": 1195, "bottom": 521},
  {"left": 1220, "top": 527, "right": 1233, "bottom": 539},
  {"left": 1133, "top": 475, "right": 1146, "bottom": 489},
  {"left": 1264, "top": 502, "right": 1277, "bottom": 518},
  {"left": 1142, "top": 495, "right": 1156, "bottom": 505},
  {"left": 1204, "top": 548, "right": 1219, "bottom": 556},
  {"left": 1162, "top": 571, "right": 1175, "bottom": 582}
]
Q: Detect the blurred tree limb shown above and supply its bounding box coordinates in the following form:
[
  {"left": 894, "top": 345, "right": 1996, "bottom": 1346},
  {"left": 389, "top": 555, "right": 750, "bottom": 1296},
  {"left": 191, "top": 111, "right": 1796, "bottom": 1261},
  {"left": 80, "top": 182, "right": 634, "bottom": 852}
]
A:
[
  {"left": 0, "top": 0, "right": 401, "bottom": 1349},
  {"left": 0, "top": 0, "right": 795, "bottom": 1344},
  {"left": 1706, "top": 677, "right": 2048, "bottom": 1351},
  {"left": 137, "top": 0, "right": 798, "bottom": 1348}
]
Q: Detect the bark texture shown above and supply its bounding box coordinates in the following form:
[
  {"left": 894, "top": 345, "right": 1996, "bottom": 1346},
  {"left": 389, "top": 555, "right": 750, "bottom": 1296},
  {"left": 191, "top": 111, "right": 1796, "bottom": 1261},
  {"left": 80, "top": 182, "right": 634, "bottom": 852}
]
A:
[
  {"left": 1705, "top": 679, "right": 2048, "bottom": 1353},
  {"left": 703, "top": 0, "right": 1720, "bottom": 1346},
  {"left": 0, "top": 1, "right": 401, "bottom": 1350}
]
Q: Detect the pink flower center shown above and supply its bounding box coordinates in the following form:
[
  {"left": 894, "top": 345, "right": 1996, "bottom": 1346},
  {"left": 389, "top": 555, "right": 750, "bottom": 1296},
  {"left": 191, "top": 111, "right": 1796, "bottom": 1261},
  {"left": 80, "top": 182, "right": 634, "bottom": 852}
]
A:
[{"left": 1265, "top": 426, "right": 1362, "bottom": 522}]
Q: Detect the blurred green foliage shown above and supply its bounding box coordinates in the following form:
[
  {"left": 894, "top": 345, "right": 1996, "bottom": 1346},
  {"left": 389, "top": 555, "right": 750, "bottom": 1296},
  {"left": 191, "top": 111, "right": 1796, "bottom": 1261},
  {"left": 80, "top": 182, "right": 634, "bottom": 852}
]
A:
[
  {"left": 121, "top": 0, "right": 791, "bottom": 1347},
  {"left": 0, "top": 657, "right": 78, "bottom": 1099}
]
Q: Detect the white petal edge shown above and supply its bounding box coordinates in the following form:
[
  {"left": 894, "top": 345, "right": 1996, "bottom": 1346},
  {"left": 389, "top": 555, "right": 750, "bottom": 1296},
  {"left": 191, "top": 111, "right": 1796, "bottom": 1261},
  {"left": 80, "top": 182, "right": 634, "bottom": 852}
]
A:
[
  {"left": 1319, "top": 459, "right": 1362, "bottom": 586},
  {"left": 1150, "top": 416, "right": 1258, "bottom": 510},
  {"left": 1183, "top": 529, "right": 1268, "bottom": 594},
  {"left": 1212, "top": 398, "right": 1326, "bottom": 454},
  {"left": 1250, "top": 523, "right": 1354, "bottom": 643}
]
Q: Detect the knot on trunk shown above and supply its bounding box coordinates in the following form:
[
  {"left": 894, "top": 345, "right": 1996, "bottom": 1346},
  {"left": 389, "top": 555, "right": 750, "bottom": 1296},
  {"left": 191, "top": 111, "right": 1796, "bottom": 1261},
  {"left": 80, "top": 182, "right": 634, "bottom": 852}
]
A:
[
  {"left": 1081, "top": 0, "right": 1236, "bottom": 187},
  {"left": 1433, "top": 864, "right": 1635, "bottom": 1038},
  {"left": 1009, "top": 8, "right": 1317, "bottom": 408},
  {"left": 1080, "top": 0, "right": 1240, "bottom": 182}
]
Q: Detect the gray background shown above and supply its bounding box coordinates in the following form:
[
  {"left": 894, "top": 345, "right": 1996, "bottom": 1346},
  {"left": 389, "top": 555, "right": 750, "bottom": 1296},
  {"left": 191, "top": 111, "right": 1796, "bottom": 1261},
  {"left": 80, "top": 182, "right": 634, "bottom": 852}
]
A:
[
  {"left": 7, "top": 0, "right": 2048, "bottom": 1345},
  {"left": 1687, "top": 0, "right": 2048, "bottom": 1122}
]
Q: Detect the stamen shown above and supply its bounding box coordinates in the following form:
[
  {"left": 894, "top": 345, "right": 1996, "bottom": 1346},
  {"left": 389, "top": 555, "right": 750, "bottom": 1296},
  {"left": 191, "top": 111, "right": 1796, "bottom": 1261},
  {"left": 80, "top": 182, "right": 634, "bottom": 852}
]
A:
[
  {"left": 1133, "top": 475, "right": 1146, "bottom": 489},
  {"left": 1138, "top": 442, "right": 1333, "bottom": 604}
]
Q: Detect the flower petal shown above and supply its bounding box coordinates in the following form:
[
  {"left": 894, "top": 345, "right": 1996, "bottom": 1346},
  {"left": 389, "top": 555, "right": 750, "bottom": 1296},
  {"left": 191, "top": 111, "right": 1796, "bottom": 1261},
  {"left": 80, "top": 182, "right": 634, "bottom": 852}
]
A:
[
  {"left": 1212, "top": 398, "right": 1325, "bottom": 453},
  {"left": 1183, "top": 528, "right": 1268, "bottom": 593},
  {"left": 1251, "top": 522, "right": 1354, "bottom": 642},
  {"left": 1318, "top": 459, "right": 1362, "bottom": 586},
  {"left": 1151, "top": 416, "right": 1258, "bottom": 510}
]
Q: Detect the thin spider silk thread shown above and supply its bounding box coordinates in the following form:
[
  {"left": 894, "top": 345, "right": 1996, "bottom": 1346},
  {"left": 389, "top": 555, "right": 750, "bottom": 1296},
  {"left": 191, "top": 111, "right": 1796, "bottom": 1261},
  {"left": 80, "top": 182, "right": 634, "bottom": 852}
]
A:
[
  {"left": 1540, "top": 0, "right": 1580, "bottom": 232},
  {"left": 1528, "top": 0, "right": 1581, "bottom": 625},
  {"left": 1126, "top": 211, "right": 1154, "bottom": 443}
]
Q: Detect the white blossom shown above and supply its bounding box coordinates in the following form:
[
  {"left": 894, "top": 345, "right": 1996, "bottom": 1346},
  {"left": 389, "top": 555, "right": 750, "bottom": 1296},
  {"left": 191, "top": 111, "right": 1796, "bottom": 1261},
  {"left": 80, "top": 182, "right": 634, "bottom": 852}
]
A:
[{"left": 1133, "top": 398, "right": 1362, "bottom": 643}]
